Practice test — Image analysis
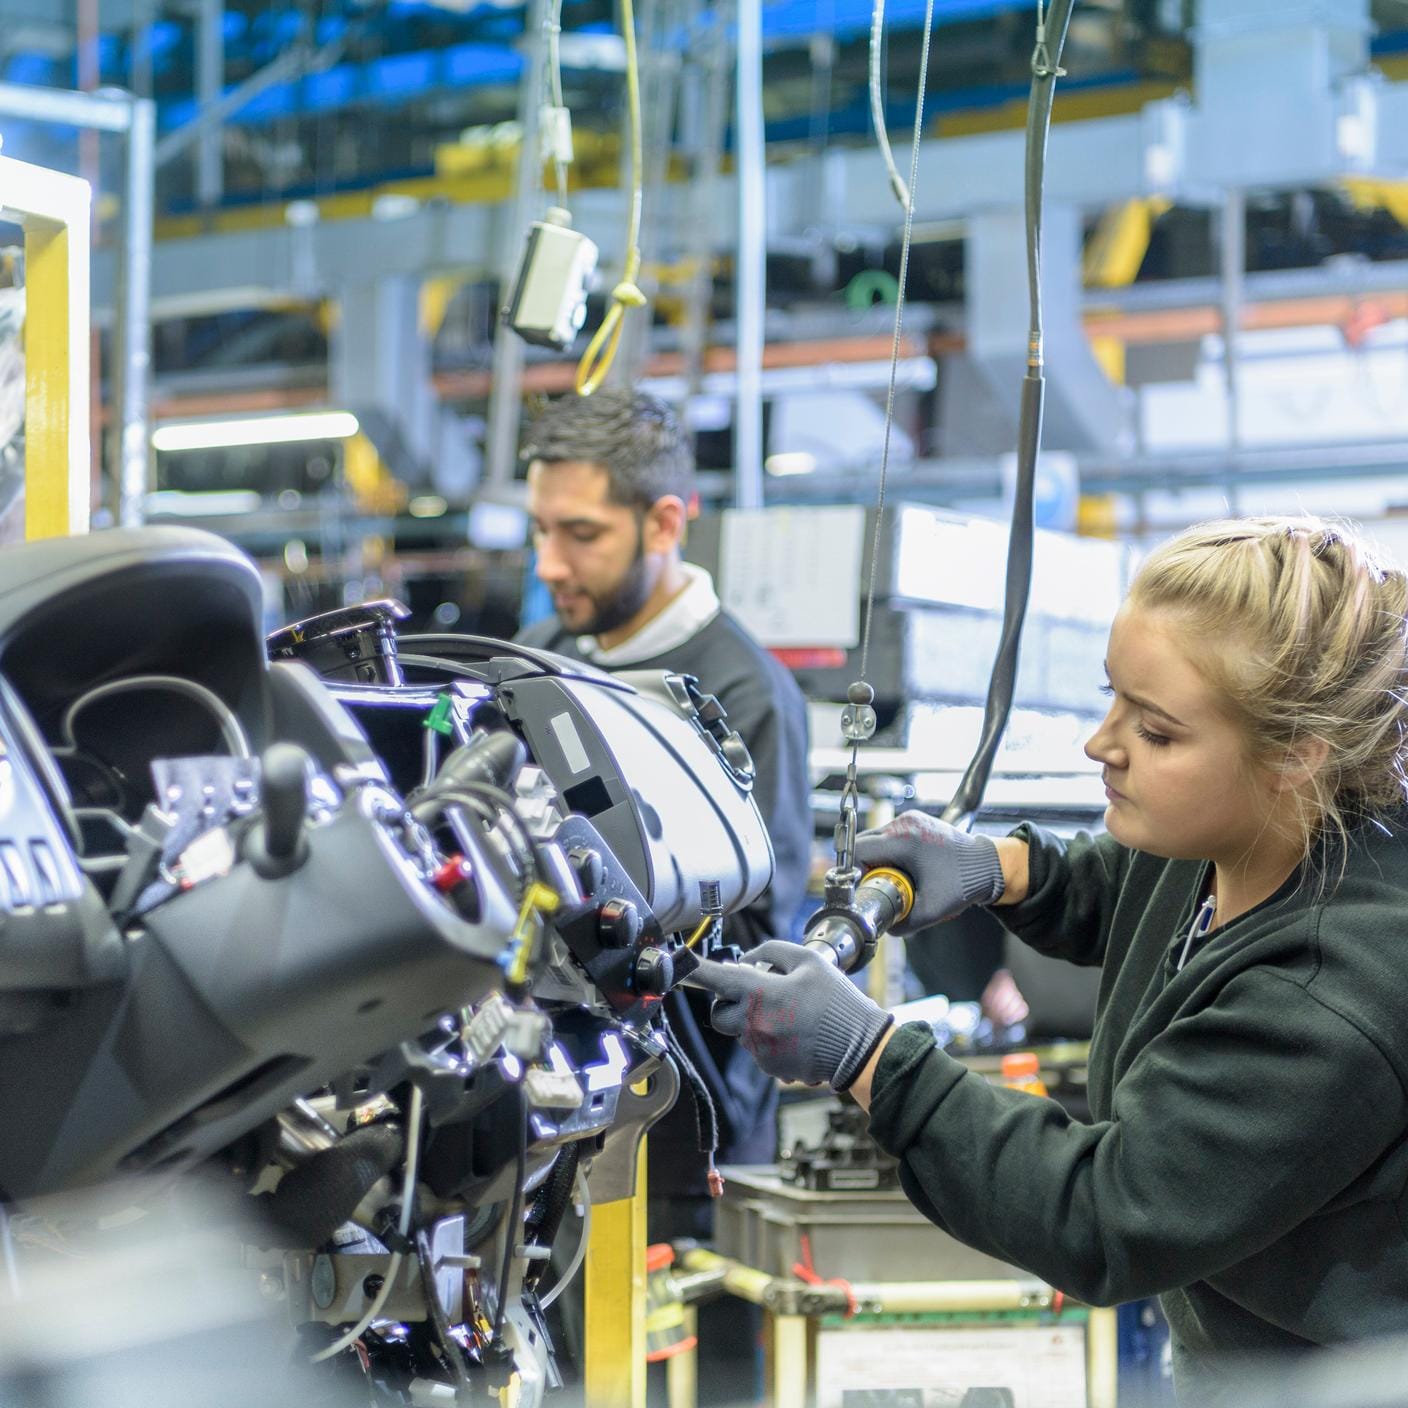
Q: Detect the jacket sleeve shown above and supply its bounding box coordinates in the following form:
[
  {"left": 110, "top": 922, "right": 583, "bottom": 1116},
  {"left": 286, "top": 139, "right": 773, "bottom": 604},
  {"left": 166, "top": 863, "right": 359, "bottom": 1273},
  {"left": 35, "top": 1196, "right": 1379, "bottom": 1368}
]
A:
[
  {"left": 866, "top": 970, "right": 1407, "bottom": 1307},
  {"left": 714, "top": 669, "right": 812, "bottom": 949},
  {"left": 996, "top": 824, "right": 1134, "bottom": 968}
]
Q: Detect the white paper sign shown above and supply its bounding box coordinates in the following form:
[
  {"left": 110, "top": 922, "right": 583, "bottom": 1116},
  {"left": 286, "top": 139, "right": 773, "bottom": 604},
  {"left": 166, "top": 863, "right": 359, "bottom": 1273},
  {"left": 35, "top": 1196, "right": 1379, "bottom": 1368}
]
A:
[
  {"left": 814, "top": 1323, "right": 1088, "bottom": 1408},
  {"left": 719, "top": 506, "right": 865, "bottom": 648}
]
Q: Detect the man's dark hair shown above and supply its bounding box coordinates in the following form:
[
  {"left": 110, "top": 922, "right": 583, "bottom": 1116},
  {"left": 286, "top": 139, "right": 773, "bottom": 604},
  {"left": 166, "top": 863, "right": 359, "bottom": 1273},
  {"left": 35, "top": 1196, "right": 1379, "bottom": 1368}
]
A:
[{"left": 522, "top": 388, "right": 694, "bottom": 511}]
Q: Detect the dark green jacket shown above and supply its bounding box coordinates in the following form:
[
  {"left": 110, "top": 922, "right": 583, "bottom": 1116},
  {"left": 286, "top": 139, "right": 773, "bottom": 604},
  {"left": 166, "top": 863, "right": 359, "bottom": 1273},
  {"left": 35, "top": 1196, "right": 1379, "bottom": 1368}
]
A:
[{"left": 867, "top": 819, "right": 1408, "bottom": 1402}]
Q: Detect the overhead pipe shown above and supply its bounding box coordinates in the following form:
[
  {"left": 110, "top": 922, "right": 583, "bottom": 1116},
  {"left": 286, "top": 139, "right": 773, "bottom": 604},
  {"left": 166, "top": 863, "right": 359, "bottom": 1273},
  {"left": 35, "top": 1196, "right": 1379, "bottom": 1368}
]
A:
[{"left": 733, "top": 0, "right": 766, "bottom": 510}]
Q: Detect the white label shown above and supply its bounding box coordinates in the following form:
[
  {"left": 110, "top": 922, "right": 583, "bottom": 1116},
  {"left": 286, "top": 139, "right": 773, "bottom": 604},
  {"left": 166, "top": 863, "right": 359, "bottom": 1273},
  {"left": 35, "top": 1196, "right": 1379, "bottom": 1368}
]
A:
[
  {"left": 177, "top": 826, "right": 236, "bottom": 886},
  {"left": 815, "top": 1323, "right": 1087, "bottom": 1408},
  {"left": 549, "top": 710, "right": 592, "bottom": 776},
  {"left": 720, "top": 506, "right": 864, "bottom": 647}
]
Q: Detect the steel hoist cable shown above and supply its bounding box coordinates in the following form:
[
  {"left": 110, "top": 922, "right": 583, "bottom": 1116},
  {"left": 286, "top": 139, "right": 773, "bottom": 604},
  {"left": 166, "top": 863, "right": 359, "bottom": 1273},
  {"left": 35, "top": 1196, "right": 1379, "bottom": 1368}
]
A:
[
  {"left": 836, "top": 0, "right": 1076, "bottom": 874},
  {"left": 833, "top": 0, "right": 937, "bottom": 882}
]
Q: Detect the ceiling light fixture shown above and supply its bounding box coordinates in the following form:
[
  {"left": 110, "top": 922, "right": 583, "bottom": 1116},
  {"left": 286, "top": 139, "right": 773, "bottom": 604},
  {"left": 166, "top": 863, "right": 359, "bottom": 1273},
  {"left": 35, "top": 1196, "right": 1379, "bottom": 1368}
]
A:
[{"left": 151, "top": 410, "right": 360, "bottom": 453}]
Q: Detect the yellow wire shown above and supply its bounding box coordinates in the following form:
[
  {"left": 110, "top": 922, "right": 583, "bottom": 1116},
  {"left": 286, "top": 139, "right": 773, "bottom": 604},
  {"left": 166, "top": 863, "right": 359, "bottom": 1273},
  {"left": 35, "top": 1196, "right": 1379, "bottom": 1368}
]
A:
[
  {"left": 506, "top": 881, "right": 561, "bottom": 988},
  {"left": 684, "top": 915, "right": 712, "bottom": 950},
  {"left": 575, "top": 0, "right": 645, "bottom": 395}
]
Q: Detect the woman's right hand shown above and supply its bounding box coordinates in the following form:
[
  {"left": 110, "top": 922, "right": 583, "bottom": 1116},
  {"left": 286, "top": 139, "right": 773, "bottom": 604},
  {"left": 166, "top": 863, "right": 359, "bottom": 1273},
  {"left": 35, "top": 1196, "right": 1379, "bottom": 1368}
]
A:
[{"left": 852, "top": 810, "right": 1007, "bottom": 934}]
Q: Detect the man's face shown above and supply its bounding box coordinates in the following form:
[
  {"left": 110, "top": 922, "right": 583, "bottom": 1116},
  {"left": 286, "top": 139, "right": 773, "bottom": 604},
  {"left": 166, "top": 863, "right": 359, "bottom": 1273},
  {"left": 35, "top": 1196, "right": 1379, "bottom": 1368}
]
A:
[{"left": 527, "top": 459, "right": 659, "bottom": 636}]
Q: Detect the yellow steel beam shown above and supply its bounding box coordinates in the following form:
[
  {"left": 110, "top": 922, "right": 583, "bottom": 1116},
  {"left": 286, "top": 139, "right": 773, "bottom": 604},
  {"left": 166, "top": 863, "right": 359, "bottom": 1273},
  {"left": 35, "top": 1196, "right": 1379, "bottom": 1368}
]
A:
[
  {"left": 1343, "top": 176, "right": 1408, "bottom": 230},
  {"left": 937, "top": 79, "right": 1180, "bottom": 139},
  {"left": 419, "top": 276, "right": 463, "bottom": 338},
  {"left": 1088, "top": 335, "right": 1127, "bottom": 385},
  {"left": 342, "top": 432, "right": 405, "bottom": 515},
  {"left": 665, "top": 1306, "right": 698, "bottom": 1408},
  {"left": 1086, "top": 1306, "right": 1119, "bottom": 1408},
  {"left": 2, "top": 154, "right": 92, "bottom": 540},
  {"left": 585, "top": 1140, "right": 647, "bottom": 1408},
  {"left": 1077, "top": 493, "right": 1121, "bottom": 540},
  {"left": 1084, "top": 197, "right": 1172, "bottom": 291},
  {"left": 769, "top": 1313, "right": 808, "bottom": 1408},
  {"left": 1083, "top": 196, "right": 1170, "bottom": 389}
]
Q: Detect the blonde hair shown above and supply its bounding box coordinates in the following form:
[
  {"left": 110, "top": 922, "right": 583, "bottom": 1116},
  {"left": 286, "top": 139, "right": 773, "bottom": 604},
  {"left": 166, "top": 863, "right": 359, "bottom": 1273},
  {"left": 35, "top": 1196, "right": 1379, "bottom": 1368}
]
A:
[{"left": 1129, "top": 516, "right": 1408, "bottom": 866}]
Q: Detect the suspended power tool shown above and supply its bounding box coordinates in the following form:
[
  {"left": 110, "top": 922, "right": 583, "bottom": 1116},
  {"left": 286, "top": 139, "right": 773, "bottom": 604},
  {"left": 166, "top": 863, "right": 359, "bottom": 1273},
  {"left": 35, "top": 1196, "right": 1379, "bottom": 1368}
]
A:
[{"left": 800, "top": 0, "right": 1077, "bottom": 976}]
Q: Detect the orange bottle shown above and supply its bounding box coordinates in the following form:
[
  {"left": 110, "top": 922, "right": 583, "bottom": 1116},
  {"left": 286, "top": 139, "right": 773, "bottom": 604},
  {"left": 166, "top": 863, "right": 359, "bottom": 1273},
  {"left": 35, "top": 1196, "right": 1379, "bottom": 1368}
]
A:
[{"left": 1001, "top": 1051, "right": 1049, "bottom": 1098}]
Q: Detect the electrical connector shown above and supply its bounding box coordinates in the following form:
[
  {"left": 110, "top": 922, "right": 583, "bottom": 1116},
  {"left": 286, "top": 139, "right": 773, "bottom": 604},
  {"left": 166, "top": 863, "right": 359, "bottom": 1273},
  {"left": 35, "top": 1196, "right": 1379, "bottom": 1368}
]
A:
[
  {"left": 539, "top": 105, "right": 574, "bottom": 168},
  {"left": 502, "top": 207, "right": 598, "bottom": 350}
]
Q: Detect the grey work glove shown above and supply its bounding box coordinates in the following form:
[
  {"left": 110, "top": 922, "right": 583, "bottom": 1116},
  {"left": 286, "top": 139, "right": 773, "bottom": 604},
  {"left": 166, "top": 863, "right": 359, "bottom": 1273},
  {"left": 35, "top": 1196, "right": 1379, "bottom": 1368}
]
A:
[
  {"left": 852, "top": 810, "right": 1005, "bottom": 935},
  {"left": 691, "top": 940, "right": 894, "bottom": 1091}
]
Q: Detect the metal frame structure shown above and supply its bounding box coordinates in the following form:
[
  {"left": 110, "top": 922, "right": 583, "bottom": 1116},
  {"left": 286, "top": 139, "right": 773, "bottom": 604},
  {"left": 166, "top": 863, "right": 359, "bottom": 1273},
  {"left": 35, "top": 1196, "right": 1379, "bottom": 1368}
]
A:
[
  {"left": 671, "top": 1248, "right": 1119, "bottom": 1408},
  {"left": 2, "top": 151, "right": 91, "bottom": 538},
  {"left": 91, "top": 0, "right": 1408, "bottom": 491},
  {"left": 585, "top": 1143, "right": 649, "bottom": 1408},
  {"left": 0, "top": 83, "right": 155, "bottom": 531}
]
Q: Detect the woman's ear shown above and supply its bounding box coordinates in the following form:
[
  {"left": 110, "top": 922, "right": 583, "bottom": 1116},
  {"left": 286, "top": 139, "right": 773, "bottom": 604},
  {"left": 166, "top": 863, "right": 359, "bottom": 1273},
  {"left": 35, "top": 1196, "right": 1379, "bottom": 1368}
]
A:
[{"left": 1274, "top": 735, "right": 1330, "bottom": 791}]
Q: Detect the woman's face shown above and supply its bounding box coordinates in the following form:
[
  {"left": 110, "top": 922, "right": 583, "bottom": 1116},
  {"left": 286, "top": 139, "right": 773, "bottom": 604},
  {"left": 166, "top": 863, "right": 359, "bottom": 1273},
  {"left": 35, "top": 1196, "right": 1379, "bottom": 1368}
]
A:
[{"left": 1084, "top": 605, "right": 1281, "bottom": 865}]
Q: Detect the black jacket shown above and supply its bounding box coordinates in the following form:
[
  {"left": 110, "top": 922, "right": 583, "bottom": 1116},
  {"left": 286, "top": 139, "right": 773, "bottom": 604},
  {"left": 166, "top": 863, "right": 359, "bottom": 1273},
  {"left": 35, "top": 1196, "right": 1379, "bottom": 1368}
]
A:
[
  {"left": 867, "top": 819, "right": 1408, "bottom": 1403},
  {"left": 516, "top": 608, "right": 812, "bottom": 1188}
]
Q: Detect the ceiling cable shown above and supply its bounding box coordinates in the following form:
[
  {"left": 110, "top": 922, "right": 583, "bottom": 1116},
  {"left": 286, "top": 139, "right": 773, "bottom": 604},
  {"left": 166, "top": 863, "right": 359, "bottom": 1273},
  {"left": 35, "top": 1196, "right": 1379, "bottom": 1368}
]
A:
[
  {"left": 574, "top": 0, "right": 647, "bottom": 395},
  {"left": 859, "top": 0, "right": 935, "bottom": 688},
  {"left": 832, "top": 0, "right": 937, "bottom": 879},
  {"left": 841, "top": 0, "right": 1075, "bottom": 856},
  {"left": 940, "top": 0, "right": 1075, "bottom": 831},
  {"left": 544, "top": 0, "right": 569, "bottom": 208},
  {"left": 868, "top": 0, "right": 912, "bottom": 213}
]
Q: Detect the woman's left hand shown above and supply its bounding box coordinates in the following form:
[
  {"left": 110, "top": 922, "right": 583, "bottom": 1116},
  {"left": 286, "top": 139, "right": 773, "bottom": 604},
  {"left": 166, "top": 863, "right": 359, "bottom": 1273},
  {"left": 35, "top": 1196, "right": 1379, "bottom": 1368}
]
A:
[{"left": 689, "top": 940, "right": 894, "bottom": 1092}]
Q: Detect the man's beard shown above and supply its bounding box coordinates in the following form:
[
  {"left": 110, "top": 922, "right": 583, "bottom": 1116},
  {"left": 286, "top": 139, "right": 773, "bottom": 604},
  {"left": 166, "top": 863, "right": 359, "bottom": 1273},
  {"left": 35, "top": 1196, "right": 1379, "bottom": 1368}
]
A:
[
  {"left": 578, "top": 550, "right": 654, "bottom": 637},
  {"left": 562, "top": 515, "right": 655, "bottom": 638}
]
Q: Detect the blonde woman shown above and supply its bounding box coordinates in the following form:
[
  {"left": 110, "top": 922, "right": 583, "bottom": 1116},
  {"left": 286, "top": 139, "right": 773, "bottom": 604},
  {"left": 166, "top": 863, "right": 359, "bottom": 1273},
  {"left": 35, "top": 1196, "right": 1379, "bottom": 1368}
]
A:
[{"left": 695, "top": 517, "right": 1408, "bottom": 1404}]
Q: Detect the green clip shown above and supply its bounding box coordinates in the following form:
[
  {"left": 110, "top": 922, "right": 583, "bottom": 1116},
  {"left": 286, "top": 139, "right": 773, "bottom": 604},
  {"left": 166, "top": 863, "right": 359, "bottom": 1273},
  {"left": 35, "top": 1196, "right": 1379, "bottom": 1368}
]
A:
[{"left": 424, "top": 694, "right": 456, "bottom": 736}]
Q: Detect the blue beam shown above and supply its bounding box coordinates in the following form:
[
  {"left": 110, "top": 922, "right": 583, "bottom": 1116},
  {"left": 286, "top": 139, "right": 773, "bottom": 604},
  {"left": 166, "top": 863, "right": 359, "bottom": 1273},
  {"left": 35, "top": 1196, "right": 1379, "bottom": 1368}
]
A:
[
  {"left": 159, "top": 40, "right": 524, "bottom": 132},
  {"left": 159, "top": 63, "right": 1146, "bottom": 215},
  {"left": 1, "top": 0, "right": 1045, "bottom": 160},
  {"left": 154, "top": 0, "right": 1031, "bottom": 134},
  {"left": 759, "top": 0, "right": 1029, "bottom": 44}
]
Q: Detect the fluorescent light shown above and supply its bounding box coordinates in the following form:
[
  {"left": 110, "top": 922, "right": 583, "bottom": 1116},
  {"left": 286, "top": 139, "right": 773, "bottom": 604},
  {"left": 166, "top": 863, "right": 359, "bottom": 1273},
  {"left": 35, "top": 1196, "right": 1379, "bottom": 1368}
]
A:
[
  {"left": 152, "top": 411, "right": 360, "bottom": 453},
  {"left": 371, "top": 193, "right": 420, "bottom": 221},
  {"left": 144, "top": 489, "right": 263, "bottom": 517},
  {"left": 764, "top": 451, "right": 818, "bottom": 477},
  {"left": 467, "top": 500, "right": 528, "bottom": 549}
]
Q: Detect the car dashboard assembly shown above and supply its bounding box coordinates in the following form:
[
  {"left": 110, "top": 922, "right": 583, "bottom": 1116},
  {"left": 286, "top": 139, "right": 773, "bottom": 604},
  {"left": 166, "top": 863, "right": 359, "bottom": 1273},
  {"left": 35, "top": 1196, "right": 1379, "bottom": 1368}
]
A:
[{"left": 0, "top": 526, "right": 773, "bottom": 1406}]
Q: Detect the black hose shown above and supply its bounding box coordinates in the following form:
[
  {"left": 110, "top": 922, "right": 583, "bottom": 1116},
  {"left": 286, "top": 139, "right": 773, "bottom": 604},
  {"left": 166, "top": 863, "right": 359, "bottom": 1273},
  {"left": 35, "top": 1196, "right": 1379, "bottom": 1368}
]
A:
[
  {"left": 254, "top": 1123, "right": 405, "bottom": 1249},
  {"left": 663, "top": 989, "right": 745, "bottom": 1144},
  {"left": 663, "top": 1023, "right": 718, "bottom": 1158},
  {"left": 524, "top": 1142, "right": 582, "bottom": 1290},
  {"left": 940, "top": 0, "right": 1075, "bottom": 833},
  {"left": 416, "top": 1227, "right": 473, "bottom": 1399},
  {"left": 491, "top": 1090, "right": 528, "bottom": 1342},
  {"left": 941, "top": 376, "right": 1041, "bottom": 832}
]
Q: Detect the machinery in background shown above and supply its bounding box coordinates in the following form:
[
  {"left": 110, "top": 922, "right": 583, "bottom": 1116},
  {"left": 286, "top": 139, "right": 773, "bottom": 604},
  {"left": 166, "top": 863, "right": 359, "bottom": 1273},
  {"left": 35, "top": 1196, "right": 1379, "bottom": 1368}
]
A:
[
  {"left": 780, "top": 1100, "right": 901, "bottom": 1194},
  {"left": 0, "top": 525, "right": 772, "bottom": 1406},
  {"left": 687, "top": 501, "right": 1115, "bottom": 1007},
  {"left": 686, "top": 503, "right": 1123, "bottom": 790}
]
